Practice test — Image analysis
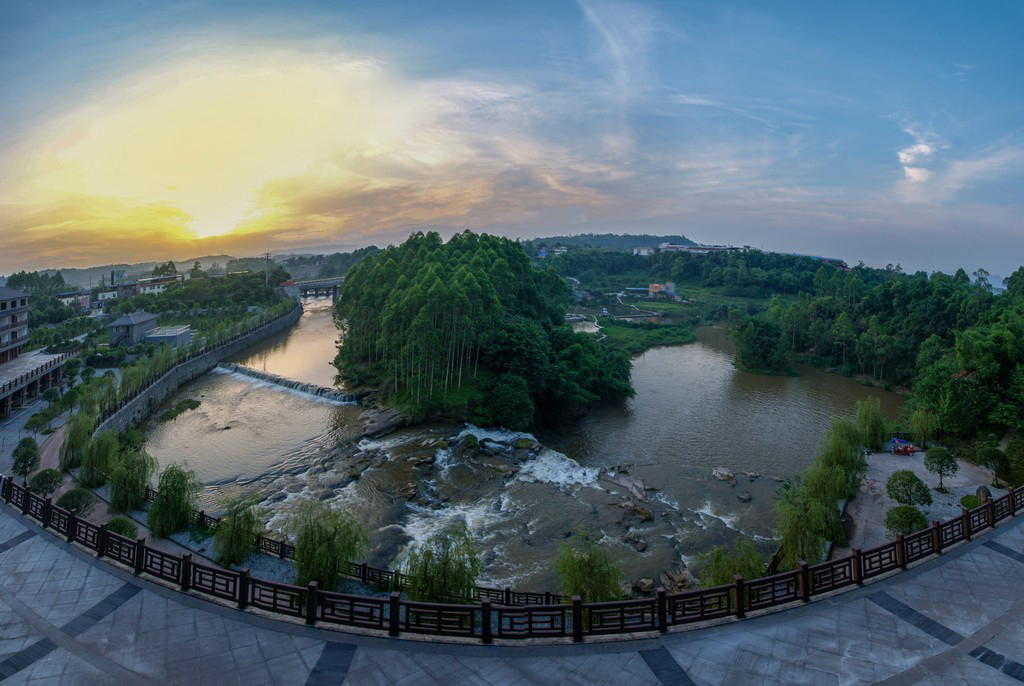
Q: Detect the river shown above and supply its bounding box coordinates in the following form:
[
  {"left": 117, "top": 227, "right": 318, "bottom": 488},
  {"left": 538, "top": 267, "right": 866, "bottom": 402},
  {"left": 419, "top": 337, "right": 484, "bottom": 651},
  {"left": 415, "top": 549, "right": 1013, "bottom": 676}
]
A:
[{"left": 143, "top": 299, "right": 903, "bottom": 590}]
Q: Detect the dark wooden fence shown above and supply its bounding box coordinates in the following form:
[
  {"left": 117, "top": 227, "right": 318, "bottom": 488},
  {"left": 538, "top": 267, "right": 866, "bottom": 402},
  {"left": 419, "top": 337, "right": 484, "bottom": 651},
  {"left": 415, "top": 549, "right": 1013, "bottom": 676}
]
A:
[{"left": 3, "top": 476, "right": 1021, "bottom": 643}]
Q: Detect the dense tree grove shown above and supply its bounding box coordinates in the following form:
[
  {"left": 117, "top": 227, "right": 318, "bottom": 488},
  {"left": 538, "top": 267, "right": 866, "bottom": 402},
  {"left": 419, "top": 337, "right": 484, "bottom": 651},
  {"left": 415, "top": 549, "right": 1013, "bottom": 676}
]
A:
[
  {"left": 334, "top": 231, "right": 633, "bottom": 427},
  {"left": 317, "top": 246, "right": 381, "bottom": 278}
]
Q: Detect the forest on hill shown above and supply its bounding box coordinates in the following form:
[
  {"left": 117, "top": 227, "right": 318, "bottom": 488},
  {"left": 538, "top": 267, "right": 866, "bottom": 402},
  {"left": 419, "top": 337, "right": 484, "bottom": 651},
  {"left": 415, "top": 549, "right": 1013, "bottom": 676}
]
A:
[
  {"left": 520, "top": 233, "right": 695, "bottom": 254},
  {"left": 333, "top": 231, "right": 632, "bottom": 429}
]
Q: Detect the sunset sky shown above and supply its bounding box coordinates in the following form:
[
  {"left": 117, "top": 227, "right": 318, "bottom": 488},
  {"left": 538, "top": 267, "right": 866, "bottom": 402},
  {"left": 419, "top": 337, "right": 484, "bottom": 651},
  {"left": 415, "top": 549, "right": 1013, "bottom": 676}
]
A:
[{"left": 2, "top": 1, "right": 1023, "bottom": 275}]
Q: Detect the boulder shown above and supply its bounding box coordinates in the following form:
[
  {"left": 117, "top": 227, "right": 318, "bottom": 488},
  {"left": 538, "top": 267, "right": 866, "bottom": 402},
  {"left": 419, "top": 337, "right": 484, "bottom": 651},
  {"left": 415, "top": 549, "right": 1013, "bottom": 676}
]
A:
[
  {"left": 712, "top": 467, "right": 734, "bottom": 481},
  {"left": 623, "top": 531, "right": 647, "bottom": 552},
  {"left": 976, "top": 485, "right": 993, "bottom": 504},
  {"left": 633, "top": 578, "right": 655, "bottom": 594},
  {"left": 659, "top": 566, "right": 698, "bottom": 592},
  {"left": 737, "top": 491, "right": 752, "bottom": 503}
]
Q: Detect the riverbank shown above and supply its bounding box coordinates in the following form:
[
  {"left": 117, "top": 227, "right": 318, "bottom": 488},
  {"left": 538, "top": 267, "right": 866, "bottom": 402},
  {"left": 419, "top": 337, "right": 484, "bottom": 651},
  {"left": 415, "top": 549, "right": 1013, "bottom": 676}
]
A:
[
  {"left": 595, "top": 316, "right": 696, "bottom": 355},
  {"left": 834, "top": 447, "right": 1006, "bottom": 557}
]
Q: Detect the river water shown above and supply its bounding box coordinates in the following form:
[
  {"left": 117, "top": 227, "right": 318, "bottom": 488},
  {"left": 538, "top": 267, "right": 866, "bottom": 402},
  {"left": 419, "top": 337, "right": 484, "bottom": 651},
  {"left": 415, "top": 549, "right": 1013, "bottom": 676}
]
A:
[{"left": 143, "top": 300, "right": 903, "bottom": 590}]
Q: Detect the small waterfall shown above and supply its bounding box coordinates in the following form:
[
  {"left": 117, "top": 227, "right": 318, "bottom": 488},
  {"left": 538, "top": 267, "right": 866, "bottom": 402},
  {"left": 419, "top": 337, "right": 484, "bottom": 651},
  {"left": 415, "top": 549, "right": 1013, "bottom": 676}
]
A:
[{"left": 217, "top": 363, "right": 357, "bottom": 404}]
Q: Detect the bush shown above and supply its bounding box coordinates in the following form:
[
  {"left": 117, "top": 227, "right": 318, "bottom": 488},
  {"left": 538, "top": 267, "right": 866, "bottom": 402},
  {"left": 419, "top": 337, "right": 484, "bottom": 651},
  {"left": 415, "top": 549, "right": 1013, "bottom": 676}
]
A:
[
  {"left": 29, "top": 468, "right": 63, "bottom": 497},
  {"left": 148, "top": 464, "right": 200, "bottom": 538},
  {"left": 78, "top": 430, "right": 119, "bottom": 488},
  {"left": 214, "top": 497, "right": 264, "bottom": 567},
  {"left": 106, "top": 516, "right": 139, "bottom": 539},
  {"left": 922, "top": 447, "right": 958, "bottom": 492},
  {"left": 288, "top": 501, "right": 368, "bottom": 589},
  {"left": 694, "top": 540, "right": 762, "bottom": 588},
  {"left": 960, "top": 495, "right": 979, "bottom": 509},
  {"left": 885, "top": 505, "right": 927, "bottom": 538},
  {"left": 11, "top": 437, "right": 40, "bottom": 484},
  {"left": 886, "top": 470, "right": 932, "bottom": 508},
  {"left": 554, "top": 530, "right": 622, "bottom": 603},
  {"left": 56, "top": 488, "right": 95, "bottom": 516},
  {"left": 399, "top": 521, "right": 481, "bottom": 603},
  {"left": 855, "top": 397, "right": 887, "bottom": 451},
  {"left": 108, "top": 450, "right": 157, "bottom": 512}
]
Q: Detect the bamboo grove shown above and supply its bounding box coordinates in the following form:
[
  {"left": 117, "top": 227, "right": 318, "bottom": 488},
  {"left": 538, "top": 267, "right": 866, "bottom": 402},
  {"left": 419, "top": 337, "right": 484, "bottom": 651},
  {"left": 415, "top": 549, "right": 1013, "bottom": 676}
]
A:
[{"left": 334, "top": 231, "right": 632, "bottom": 428}]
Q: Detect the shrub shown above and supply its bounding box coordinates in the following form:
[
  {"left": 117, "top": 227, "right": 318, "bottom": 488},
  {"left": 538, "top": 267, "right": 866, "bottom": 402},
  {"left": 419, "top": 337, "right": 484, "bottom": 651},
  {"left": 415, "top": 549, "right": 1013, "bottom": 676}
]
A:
[
  {"left": 1006, "top": 436, "right": 1024, "bottom": 487},
  {"left": 855, "top": 397, "right": 887, "bottom": 451},
  {"left": 922, "top": 447, "right": 958, "bottom": 492},
  {"left": 288, "top": 501, "right": 368, "bottom": 589},
  {"left": 78, "top": 430, "right": 119, "bottom": 488},
  {"left": 399, "top": 521, "right": 481, "bottom": 603},
  {"left": 214, "top": 497, "right": 264, "bottom": 567},
  {"left": 29, "top": 468, "right": 63, "bottom": 497},
  {"left": 12, "top": 437, "right": 40, "bottom": 484},
  {"left": 960, "top": 495, "right": 979, "bottom": 509},
  {"left": 108, "top": 450, "right": 157, "bottom": 513},
  {"left": 886, "top": 470, "right": 932, "bottom": 508},
  {"left": 884, "top": 505, "right": 927, "bottom": 538},
  {"left": 147, "top": 464, "right": 200, "bottom": 538},
  {"left": 106, "top": 516, "right": 139, "bottom": 539},
  {"left": 554, "top": 530, "right": 622, "bottom": 603},
  {"left": 694, "top": 540, "right": 762, "bottom": 588},
  {"left": 56, "top": 488, "right": 95, "bottom": 516}
]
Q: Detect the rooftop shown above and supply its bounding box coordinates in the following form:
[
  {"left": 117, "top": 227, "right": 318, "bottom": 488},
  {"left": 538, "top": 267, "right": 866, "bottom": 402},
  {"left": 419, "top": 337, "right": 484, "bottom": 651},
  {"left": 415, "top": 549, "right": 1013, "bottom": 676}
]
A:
[
  {"left": 107, "top": 311, "right": 159, "bottom": 328},
  {"left": 147, "top": 325, "right": 191, "bottom": 336},
  {"left": 0, "top": 349, "right": 64, "bottom": 386},
  {"left": 0, "top": 287, "right": 28, "bottom": 301}
]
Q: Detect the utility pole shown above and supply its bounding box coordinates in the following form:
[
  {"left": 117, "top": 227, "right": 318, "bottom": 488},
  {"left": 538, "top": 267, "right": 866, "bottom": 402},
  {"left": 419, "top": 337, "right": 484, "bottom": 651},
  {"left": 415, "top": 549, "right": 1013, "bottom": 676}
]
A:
[{"left": 265, "top": 252, "right": 271, "bottom": 289}]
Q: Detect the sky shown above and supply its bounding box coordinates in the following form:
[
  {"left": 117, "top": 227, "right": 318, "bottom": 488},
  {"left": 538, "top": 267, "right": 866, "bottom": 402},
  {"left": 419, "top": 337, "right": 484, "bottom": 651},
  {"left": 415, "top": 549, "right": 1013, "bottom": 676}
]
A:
[{"left": 1, "top": 0, "right": 1023, "bottom": 276}]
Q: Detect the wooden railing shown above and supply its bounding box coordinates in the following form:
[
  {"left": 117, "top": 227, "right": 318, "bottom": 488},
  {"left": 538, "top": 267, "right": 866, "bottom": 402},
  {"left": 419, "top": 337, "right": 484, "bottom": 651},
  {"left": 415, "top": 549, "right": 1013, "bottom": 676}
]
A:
[{"left": 2, "top": 476, "right": 1021, "bottom": 643}]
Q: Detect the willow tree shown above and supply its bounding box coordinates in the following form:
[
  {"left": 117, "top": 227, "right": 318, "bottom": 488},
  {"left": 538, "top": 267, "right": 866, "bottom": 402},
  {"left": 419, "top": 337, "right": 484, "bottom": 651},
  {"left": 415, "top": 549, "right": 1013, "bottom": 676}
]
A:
[
  {"left": 855, "top": 396, "right": 887, "bottom": 451},
  {"left": 214, "top": 496, "right": 264, "bottom": 567},
  {"left": 398, "top": 521, "right": 480, "bottom": 603},
  {"left": 288, "top": 501, "right": 367, "bottom": 588},
  {"left": 78, "top": 429, "right": 119, "bottom": 487},
  {"left": 148, "top": 463, "right": 200, "bottom": 538},
  {"left": 554, "top": 531, "right": 622, "bottom": 602},
  {"left": 108, "top": 449, "right": 157, "bottom": 512}
]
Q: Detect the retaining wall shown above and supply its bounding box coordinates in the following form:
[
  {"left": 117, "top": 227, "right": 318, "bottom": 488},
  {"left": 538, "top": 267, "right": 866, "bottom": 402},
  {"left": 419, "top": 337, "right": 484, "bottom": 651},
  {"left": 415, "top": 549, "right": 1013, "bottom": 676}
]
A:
[{"left": 94, "top": 306, "right": 302, "bottom": 435}]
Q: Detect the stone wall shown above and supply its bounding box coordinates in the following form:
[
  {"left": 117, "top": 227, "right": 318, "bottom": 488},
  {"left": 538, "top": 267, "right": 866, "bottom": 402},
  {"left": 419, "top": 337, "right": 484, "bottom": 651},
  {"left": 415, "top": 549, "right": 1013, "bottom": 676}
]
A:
[{"left": 93, "top": 305, "right": 302, "bottom": 435}]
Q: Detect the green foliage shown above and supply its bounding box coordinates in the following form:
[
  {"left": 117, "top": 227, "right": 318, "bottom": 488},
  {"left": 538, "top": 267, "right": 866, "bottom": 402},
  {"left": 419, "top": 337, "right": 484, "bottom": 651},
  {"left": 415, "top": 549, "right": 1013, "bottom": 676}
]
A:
[
  {"left": 42, "top": 387, "right": 61, "bottom": 405},
  {"left": 398, "top": 521, "right": 481, "bottom": 603},
  {"left": 885, "top": 505, "right": 928, "bottom": 538},
  {"left": 855, "top": 397, "right": 887, "bottom": 451},
  {"left": 596, "top": 317, "right": 696, "bottom": 355},
  {"left": 334, "top": 231, "right": 633, "bottom": 426},
  {"left": 56, "top": 488, "right": 95, "bottom": 516},
  {"left": 159, "top": 398, "right": 201, "bottom": 422},
  {"left": 60, "top": 412, "right": 94, "bottom": 471},
  {"left": 480, "top": 374, "right": 534, "bottom": 430},
  {"left": 960, "top": 495, "right": 979, "bottom": 509},
  {"left": 922, "top": 447, "right": 959, "bottom": 491},
  {"left": 316, "top": 246, "right": 381, "bottom": 278},
  {"left": 1005, "top": 436, "right": 1024, "bottom": 487},
  {"left": 29, "top": 468, "right": 63, "bottom": 497},
  {"left": 106, "top": 516, "right": 139, "bottom": 539},
  {"left": 732, "top": 317, "right": 790, "bottom": 374},
  {"left": 694, "top": 540, "right": 763, "bottom": 588},
  {"left": 554, "top": 531, "right": 622, "bottom": 602},
  {"left": 152, "top": 260, "right": 178, "bottom": 276},
  {"left": 78, "top": 430, "right": 119, "bottom": 488},
  {"left": 108, "top": 449, "right": 157, "bottom": 512},
  {"left": 886, "top": 470, "right": 933, "bottom": 508},
  {"left": 288, "top": 501, "right": 368, "bottom": 589},
  {"left": 908, "top": 406, "right": 937, "bottom": 448},
  {"left": 11, "top": 437, "right": 40, "bottom": 484},
  {"left": 213, "top": 497, "right": 264, "bottom": 567},
  {"left": 147, "top": 464, "right": 200, "bottom": 538}
]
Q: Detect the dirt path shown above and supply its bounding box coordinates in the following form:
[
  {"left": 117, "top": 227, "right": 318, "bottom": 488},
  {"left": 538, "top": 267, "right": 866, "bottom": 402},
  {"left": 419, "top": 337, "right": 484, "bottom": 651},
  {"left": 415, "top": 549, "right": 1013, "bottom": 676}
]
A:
[{"left": 37, "top": 424, "right": 65, "bottom": 471}]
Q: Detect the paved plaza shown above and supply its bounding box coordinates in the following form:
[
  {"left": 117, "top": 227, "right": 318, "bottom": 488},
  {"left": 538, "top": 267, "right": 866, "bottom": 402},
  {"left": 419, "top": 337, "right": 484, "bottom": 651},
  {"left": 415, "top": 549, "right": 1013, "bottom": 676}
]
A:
[{"left": 0, "top": 503, "right": 1021, "bottom": 684}]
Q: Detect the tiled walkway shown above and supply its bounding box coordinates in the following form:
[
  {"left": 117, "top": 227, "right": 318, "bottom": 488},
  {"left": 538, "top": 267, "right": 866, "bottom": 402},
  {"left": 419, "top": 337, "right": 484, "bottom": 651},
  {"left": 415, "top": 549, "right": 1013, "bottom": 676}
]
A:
[{"left": 0, "top": 503, "right": 1022, "bottom": 685}]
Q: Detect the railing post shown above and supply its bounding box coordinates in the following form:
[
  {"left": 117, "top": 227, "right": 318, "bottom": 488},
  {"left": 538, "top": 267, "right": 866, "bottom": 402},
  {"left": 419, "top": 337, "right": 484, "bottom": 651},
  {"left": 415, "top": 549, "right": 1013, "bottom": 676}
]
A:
[
  {"left": 987, "top": 499, "right": 995, "bottom": 529},
  {"left": 67, "top": 512, "right": 77, "bottom": 543},
  {"left": 897, "top": 535, "right": 907, "bottom": 570},
  {"left": 1010, "top": 487, "right": 1017, "bottom": 517},
  {"left": 134, "top": 539, "right": 146, "bottom": 575},
  {"left": 389, "top": 592, "right": 400, "bottom": 637},
  {"left": 21, "top": 487, "right": 30, "bottom": 515},
  {"left": 97, "top": 524, "right": 107, "bottom": 559},
  {"left": 238, "top": 569, "right": 249, "bottom": 609},
  {"left": 504, "top": 586, "right": 512, "bottom": 606},
  {"left": 733, "top": 576, "right": 745, "bottom": 618},
  {"left": 798, "top": 561, "right": 810, "bottom": 602},
  {"left": 481, "top": 600, "right": 492, "bottom": 644},
  {"left": 2, "top": 477, "right": 10, "bottom": 503},
  {"left": 962, "top": 507, "right": 971, "bottom": 541},
  {"left": 932, "top": 521, "right": 942, "bottom": 554},
  {"left": 305, "top": 581, "right": 317, "bottom": 625},
  {"left": 544, "top": 591, "right": 551, "bottom": 605},
  {"left": 571, "top": 596, "right": 583, "bottom": 642},
  {"left": 42, "top": 498, "right": 52, "bottom": 528},
  {"left": 656, "top": 587, "right": 668, "bottom": 631},
  {"left": 851, "top": 548, "right": 862, "bottom": 586},
  {"left": 359, "top": 562, "right": 367, "bottom": 582},
  {"left": 180, "top": 553, "right": 192, "bottom": 591}
]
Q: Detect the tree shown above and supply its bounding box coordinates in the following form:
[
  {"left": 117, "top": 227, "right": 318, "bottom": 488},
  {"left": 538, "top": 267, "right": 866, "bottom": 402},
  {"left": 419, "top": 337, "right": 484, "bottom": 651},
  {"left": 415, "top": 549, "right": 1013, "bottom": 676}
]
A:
[
  {"left": 148, "top": 464, "right": 200, "bottom": 537},
  {"left": 399, "top": 521, "right": 481, "bottom": 603},
  {"left": 554, "top": 530, "right": 622, "bottom": 602},
  {"left": 886, "top": 470, "right": 932, "bottom": 508},
  {"left": 482, "top": 373, "right": 534, "bottom": 430},
  {"left": 78, "top": 430, "right": 119, "bottom": 487},
  {"left": 152, "top": 260, "right": 178, "bottom": 277},
  {"left": 288, "top": 501, "right": 368, "bottom": 588},
  {"left": 30, "top": 468, "right": 63, "bottom": 497},
  {"left": 56, "top": 488, "right": 95, "bottom": 516},
  {"left": 694, "top": 540, "right": 762, "bottom": 588},
  {"left": 42, "top": 386, "right": 61, "bottom": 406},
  {"left": 885, "top": 505, "right": 928, "bottom": 537},
  {"left": 12, "top": 437, "right": 40, "bottom": 484},
  {"left": 62, "top": 358, "right": 81, "bottom": 385},
  {"left": 922, "top": 447, "right": 958, "bottom": 492},
  {"left": 108, "top": 449, "right": 157, "bottom": 512},
  {"left": 855, "top": 396, "right": 886, "bottom": 451},
  {"left": 213, "top": 496, "right": 263, "bottom": 567},
  {"left": 80, "top": 366, "right": 96, "bottom": 383},
  {"left": 60, "top": 413, "right": 93, "bottom": 471},
  {"left": 908, "top": 406, "right": 937, "bottom": 448}
]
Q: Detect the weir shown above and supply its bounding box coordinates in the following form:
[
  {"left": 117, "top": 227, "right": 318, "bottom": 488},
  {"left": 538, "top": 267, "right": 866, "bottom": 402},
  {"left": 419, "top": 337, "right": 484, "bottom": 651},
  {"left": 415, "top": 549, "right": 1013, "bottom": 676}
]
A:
[{"left": 217, "top": 362, "right": 358, "bottom": 403}]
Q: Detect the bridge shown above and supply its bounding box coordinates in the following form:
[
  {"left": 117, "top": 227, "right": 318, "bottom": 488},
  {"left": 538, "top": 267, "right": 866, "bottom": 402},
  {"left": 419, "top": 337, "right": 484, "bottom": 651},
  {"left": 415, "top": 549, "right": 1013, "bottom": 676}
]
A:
[{"left": 287, "top": 277, "right": 344, "bottom": 299}]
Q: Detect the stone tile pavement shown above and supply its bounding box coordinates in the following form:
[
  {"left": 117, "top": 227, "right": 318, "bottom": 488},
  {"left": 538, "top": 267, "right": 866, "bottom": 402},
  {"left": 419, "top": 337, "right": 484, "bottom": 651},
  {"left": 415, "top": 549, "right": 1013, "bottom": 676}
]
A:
[{"left": 0, "top": 501, "right": 1021, "bottom": 685}]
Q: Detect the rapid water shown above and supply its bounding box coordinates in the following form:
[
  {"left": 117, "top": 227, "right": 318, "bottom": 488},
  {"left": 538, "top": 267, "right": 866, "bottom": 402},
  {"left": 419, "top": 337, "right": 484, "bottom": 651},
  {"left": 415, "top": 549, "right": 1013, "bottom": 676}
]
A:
[{"left": 144, "top": 300, "right": 903, "bottom": 590}]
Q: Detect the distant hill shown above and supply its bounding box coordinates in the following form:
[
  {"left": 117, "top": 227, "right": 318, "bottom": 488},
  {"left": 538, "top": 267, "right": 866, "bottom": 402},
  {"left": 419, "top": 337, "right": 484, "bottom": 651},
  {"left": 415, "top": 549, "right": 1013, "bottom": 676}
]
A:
[
  {"left": 3, "top": 255, "right": 236, "bottom": 289},
  {"left": 521, "top": 233, "right": 695, "bottom": 253}
]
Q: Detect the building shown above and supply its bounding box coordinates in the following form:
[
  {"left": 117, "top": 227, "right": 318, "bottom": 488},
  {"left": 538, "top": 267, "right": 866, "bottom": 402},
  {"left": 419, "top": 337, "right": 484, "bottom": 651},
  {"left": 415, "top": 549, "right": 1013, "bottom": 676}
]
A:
[
  {"left": 648, "top": 282, "right": 676, "bottom": 297},
  {"left": 0, "top": 288, "right": 68, "bottom": 418},
  {"left": 94, "top": 282, "right": 138, "bottom": 306},
  {"left": 144, "top": 325, "right": 193, "bottom": 349},
  {"left": 56, "top": 291, "right": 91, "bottom": 311},
  {"left": 633, "top": 247, "right": 653, "bottom": 256},
  {"left": 0, "top": 288, "right": 29, "bottom": 365},
  {"left": 108, "top": 311, "right": 159, "bottom": 346},
  {"left": 552, "top": 246, "right": 568, "bottom": 256},
  {"left": 136, "top": 274, "right": 184, "bottom": 295}
]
